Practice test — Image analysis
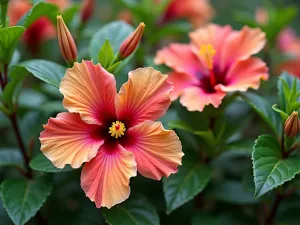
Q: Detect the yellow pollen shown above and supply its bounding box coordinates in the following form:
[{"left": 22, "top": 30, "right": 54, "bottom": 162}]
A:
[
  {"left": 199, "top": 44, "right": 216, "bottom": 69},
  {"left": 109, "top": 121, "right": 126, "bottom": 138}
]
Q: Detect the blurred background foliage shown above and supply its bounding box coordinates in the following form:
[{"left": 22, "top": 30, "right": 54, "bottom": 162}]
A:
[{"left": 1, "top": 0, "right": 300, "bottom": 225}]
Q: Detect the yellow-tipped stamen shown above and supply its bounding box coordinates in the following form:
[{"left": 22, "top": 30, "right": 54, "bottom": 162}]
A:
[
  {"left": 109, "top": 121, "right": 126, "bottom": 138},
  {"left": 199, "top": 44, "right": 216, "bottom": 86}
]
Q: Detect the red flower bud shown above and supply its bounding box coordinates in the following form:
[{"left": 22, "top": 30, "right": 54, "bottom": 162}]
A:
[
  {"left": 57, "top": 15, "right": 77, "bottom": 64},
  {"left": 284, "top": 111, "right": 300, "bottom": 137},
  {"left": 119, "top": 23, "right": 145, "bottom": 59},
  {"left": 80, "top": 0, "right": 95, "bottom": 23}
]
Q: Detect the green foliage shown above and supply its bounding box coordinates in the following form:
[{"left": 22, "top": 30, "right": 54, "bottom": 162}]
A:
[
  {"left": 102, "top": 195, "right": 159, "bottom": 225},
  {"left": 0, "top": 176, "right": 53, "bottom": 225},
  {"left": 98, "top": 39, "right": 115, "bottom": 69},
  {"left": 89, "top": 21, "right": 134, "bottom": 62},
  {"left": 17, "top": 60, "right": 66, "bottom": 88},
  {"left": 30, "top": 153, "right": 73, "bottom": 173},
  {"left": 17, "top": 2, "right": 59, "bottom": 27},
  {"left": 0, "top": 148, "right": 23, "bottom": 168},
  {"left": 163, "top": 157, "right": 212, "bottom": 214},
  {"left": 252, "top": 135, "right": 300, "bottom": 198},
  {"left": 0, "top": 26, "right": 25, "bottom": 64},
  {"left": 240, "top": 92, "right": 282, "bottom": 136}
]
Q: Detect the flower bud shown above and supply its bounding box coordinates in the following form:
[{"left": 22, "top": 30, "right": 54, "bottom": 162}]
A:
[
  {"left": 284, "top": 111, "right": 300, "bottom": 137},
  {"left": 57, "top": 15, "right": 77, "bottom": 65},
  {"left": 80, "top": 0, "right": 94, "bottom": 23},
  {"left": 119, "top": 22, "right": 145, "bottom": 59}
]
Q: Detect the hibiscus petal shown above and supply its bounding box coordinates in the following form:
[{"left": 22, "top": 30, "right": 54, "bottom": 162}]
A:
[
  {"left": 123, "top": 121, "right": 183, "bottom": 180},
  {"left": 60, "top": 60, "right": 117, "bottom": 125},
  {"left": 40, "top": 112, "right": 104, "bottom": 169},
  {"left": 168, "top": 72, "right": 199, "bottom": 101},
  {"left": 154, "top": 43, "right": 202, "bottom": 76},
  {"left": 81, "top": 143, "right": 137, "bottom": 208},
  {"left": 222, "top": 26, "right": 266, "bottom": 65},
  {"left": 180, "top": 86, "right": 226, "bottom": 112},
  {"left": 215, "top": 57, "right": 269, "bottom": 92},
  {"left": 116, "top": 67, "right": 172, "bottom": 127}
]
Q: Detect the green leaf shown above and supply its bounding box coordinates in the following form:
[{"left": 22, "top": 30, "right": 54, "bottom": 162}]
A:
[
  {"left": 208, "top": 180, "right": 258, "bottom": 205},
  {"left": 17, "top": 2, "right": 59, "bottom": 27},
  {"left": 98, "top": 39, "right": 115, "bottom": 69},
  {"left": 30, "top": 153, "right": 73, "bottom": 173},
  {"left": 163, "top": 158, "right": 212, "bottom": 214},
  {"left": 102, "top": 195, "right": 159, "bottom": 225},
  {"left": 2, "top": 71, "right": 26, "bottom": 109},
  {"left": 0, "top": 26, "right": 25, "bottom": 64},
  {"left": 0, "top": 148, "right": 23, "bottom": 168},
  {"left": 0, "top": 176, "right": 53, "bottom": 225},
  {"left": 89, "top": 21, "right": 134, "bottom": 62},
  {"left": 278, "top": 72, "right": 300, "bottom": 113},
  {"left": 253, "top": 135, "right": 300, "bottom": 198},
  {"left": 16, "top": 60, "right": 66, "bottom": 87},
  {"left": 192, "top": 213, "right": 218, "bottom": 225},
  {"left": 240, "top": 92, "right": 282, "bottom": 136},
  {"left": 107, "top": 61, "right": 122, "bottom": 73},
  {"left": 61, "top": 4, "right": 80, "bottom": 25}
]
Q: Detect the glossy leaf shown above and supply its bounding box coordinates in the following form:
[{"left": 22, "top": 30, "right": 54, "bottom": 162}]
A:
[
  {"left": 253, "top": 135, "right": 300, "bottom": 198},
  {"left": 89, "top": 21, "right": 134, "bottom": 62},
  {"left": 30, "top": 153, "right": 73, "bottom": 173},
  {"left": 0, "top": 26, "right": 25, "bottom": 64},
  {"left": 163, "top": 158, "right": 212, "bottom": 214},
  {"left": 16, "top": 60, "right": 66, "bottom": 88},
  {"left": 102, "top": 195, "right": 159, "bottom": 225},
  {"left": 0, "top": 149, "right": 23, "bottom": 168},
  {"left": 98, "top": 39, "right": 115, "bottom": 69},
  {"left": 17, "top": 2, "right": 58, "bottom": 27},
  {"left": 240, "top": 92, "right": 282, "bottom": 136},
  {"left": 0, "top": 176, "right": 53, "bottom": 225}
]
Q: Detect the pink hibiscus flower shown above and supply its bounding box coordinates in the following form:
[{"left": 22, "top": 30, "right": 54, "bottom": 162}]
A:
[
  {"left": 155, "top": 24, "right": 269, "bottom": 112},
  {"left": 40, "top": 61, "right": 183, "bottom": 208}
]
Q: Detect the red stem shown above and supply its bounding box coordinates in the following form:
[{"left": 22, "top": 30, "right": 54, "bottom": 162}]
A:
[{"left": 9, "top": 113, "right": 32, "bottom": 179}]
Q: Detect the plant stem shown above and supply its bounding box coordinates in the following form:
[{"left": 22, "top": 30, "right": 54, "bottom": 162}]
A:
[
  {"left": 265, "top": 192, "right": 282, "bottom": 225},
  {"left": 9, "top": 112, "right": 32, "bottom": 179}
]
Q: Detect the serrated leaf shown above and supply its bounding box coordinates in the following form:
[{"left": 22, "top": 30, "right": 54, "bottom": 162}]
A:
[
  {"left": 240, "top": 92, "right": 282, "bottom": 136},
  {"left": 17, "top": 2, "right": 59, "bottom": 27},
  {"left": 30, "top": 153, "right": 73, "bottom": 173},
  {"left": 16, "top": 60, "right": 66, "bottom": 87},
  {"left": 98, "top": 39, "right": 115, "bottom": 69},
  {"left": 89, "top": 21, "right": 134, "bottom": 62},
  {"left": 102, "top": 195, "right": 159, "bottom": 225},
  {"left": 0, "top": 26, "right": 25, "bottom": 64},
  {"left": 0, "top": 149, "right": 23, "bottom": 168},
  {"left": 0, "top": 176, "right": 53, "bottom": 225},
  {"left": 253, "top": 135, "right": 300, "bottom": 198},
  {"left": 163, "top": 159, "right": 212, "bottom": 214}
]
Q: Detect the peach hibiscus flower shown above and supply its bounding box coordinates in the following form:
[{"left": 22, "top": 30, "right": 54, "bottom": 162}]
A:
[
  {"left": 40, "top": 61, "right": 183, "bottom": 208},
  {"left": 155, "top": 24, "right": 269, "bottom": 111},
  {"left": 157, "top": 0, "right": 214, "bottom": 27},
  {"left": 8, "top": 0, "right": 70, "bottom": 51}
]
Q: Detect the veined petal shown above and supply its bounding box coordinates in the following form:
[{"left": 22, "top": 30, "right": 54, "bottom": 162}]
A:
[
  {"left": 216, "top": 58, "right": 269, "bottom": 92},
  {"left": 221, "top": 26, "right": 266, "bottom": 65},
  {"left": 180, "top": 86, "right": 226, "bottom": 112},
  {"left": 154, "top": 43, "right": 202, "bottom": 76},
  {"left": 168, "top": 72, "right": 199, "bottom": 101},
  {"left": 40, "top": 112, "right": 104, "bottom": 169},
  {"left": 60, "top": 60, "right": 117, "bottom": 126},
  {"left": 116, "top": 67, "right": 172, "bottom": 127},
  {"left": 81, "top": 143, "right": 137, "bottom": 208},
  {"left": 123, "top": 121, "right": 183, "bottom": 180}
]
